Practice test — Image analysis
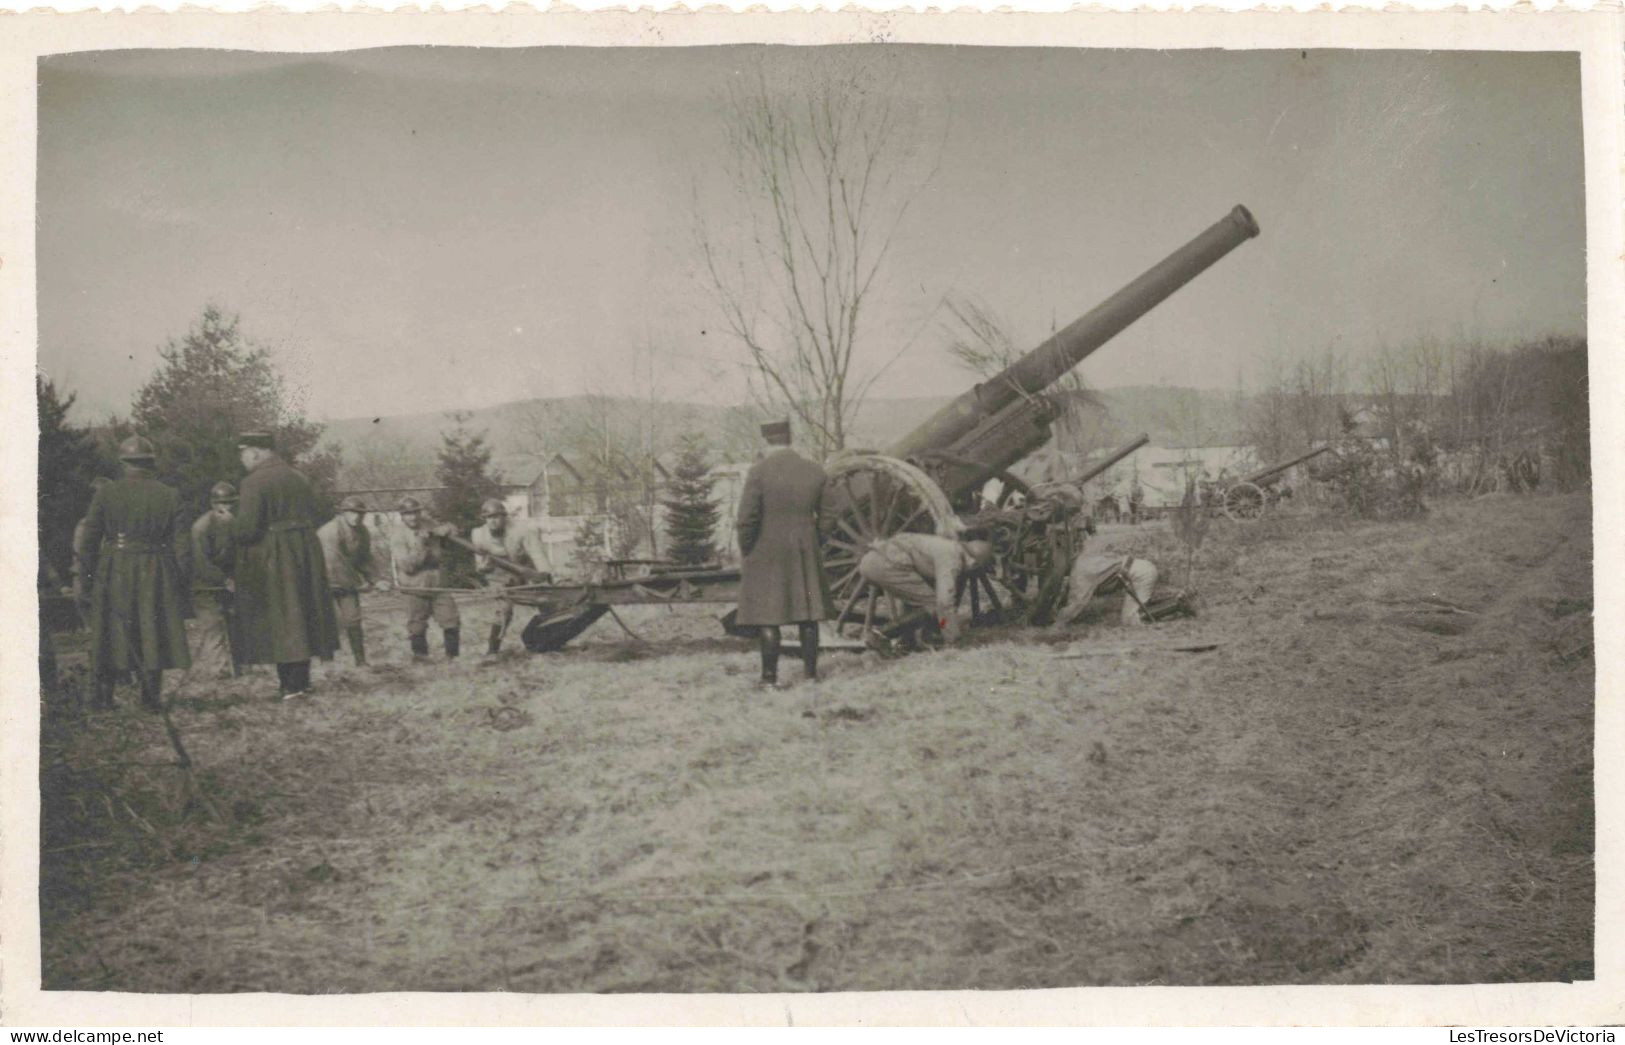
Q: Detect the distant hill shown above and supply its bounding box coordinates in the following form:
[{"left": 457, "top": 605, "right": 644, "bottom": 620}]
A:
[{"left": 319, "top": 385, "right": 1250, "bottom": 491}]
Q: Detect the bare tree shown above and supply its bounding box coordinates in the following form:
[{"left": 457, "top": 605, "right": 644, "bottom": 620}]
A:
[{"left": 696, "top": 56, "right": 934, "bottom": 458}]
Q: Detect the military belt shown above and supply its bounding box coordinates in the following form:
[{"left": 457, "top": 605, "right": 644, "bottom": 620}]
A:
[
  {"left": 267, "top": 521, "right": 312, "bottom": 532},
  {"left": 108, "top": 535, "right": 163, "bottom": 553}
]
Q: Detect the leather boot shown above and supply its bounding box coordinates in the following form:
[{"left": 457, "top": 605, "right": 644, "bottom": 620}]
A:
[
  {"left": 758, "top": 626, "right": 781, "bottom": 687},
  {"left": 444, "top": 628, "right": 461, "bottom": 659},
  {"left": 92, "top": 674, "right": 116, "bottom": 710},
  {"left": 487, "top": 624, "right": 504, "bottom": 655},
  {"left": 276, "top": 662, "right": 302, "bottom": 699},
  {"left": 138, "top": 670, "right": 163, "bottom": 712},
  {"left": 799, "top": 622, "right": 820, "bottom": 681},
  {"left": 409, "top": 633, "right": 430, "bottom": 659},
  {"left": 347, "top": 624, "right": 367, "bottom": 667}
]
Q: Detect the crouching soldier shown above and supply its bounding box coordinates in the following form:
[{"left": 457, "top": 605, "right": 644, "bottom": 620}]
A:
[
  {"left": 856, "top": 533, "right": 994, "bottom": 647},
  {"left": 1053, "top": 549, "right": 1159, "bottom": 629},
  {"left": 318, "top": 495, "right": 386, "bottom": 667},
  {"left": 390, "top": 497, "right": 460, "bottom": 661},
  {"left": 470, "top": 499, "right": 551, "bottom": 655},
  {"left": 189, "top": 481, "right": 242, "bottom": 678},
  {"left": 79, "top": 436, "right": 193, "bottom": 712}
]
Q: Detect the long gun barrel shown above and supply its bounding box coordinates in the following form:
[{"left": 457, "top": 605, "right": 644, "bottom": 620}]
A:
[
  {"left": 1243, "top": 445, "right": 1331, "bottom": 486},
  {"left": 1075, "top": 433, "right": 1151, "bottom": 487},
  {"left": 890, "top": 205, "right": 1260, "bottom": 476}
]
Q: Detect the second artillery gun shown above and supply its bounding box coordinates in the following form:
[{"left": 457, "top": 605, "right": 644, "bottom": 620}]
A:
[{"left": 502, "top": 204, "right": 1262, "bottom": 650}]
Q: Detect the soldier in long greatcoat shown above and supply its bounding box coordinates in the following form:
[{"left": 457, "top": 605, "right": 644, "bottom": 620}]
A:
[
  {"left": 735, "top": 420, "right": 830, "bottom": 687},
  {"left": 79, "top": 436, "right": 192, "bottom": 711},
  {"left": 229, "top": 431, "right": 339, "bottom": 699}
]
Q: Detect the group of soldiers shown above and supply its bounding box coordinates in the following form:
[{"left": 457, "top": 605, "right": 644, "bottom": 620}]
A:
[
  {"left": 731, "top": 420, "right": 1161, "bottom": 689},
  {"left": 67, "top": 431, "right": 551, "bottom": 712},
  {"left": 66, "top": 420, "right": 1159, "bottom": 708}
]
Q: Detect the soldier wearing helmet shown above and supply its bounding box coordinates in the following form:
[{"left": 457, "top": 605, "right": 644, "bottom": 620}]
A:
[
  {"left": 77, "top": 435, "right": 193, "bottom": 711},
  {"left": 469, "top": 497, "right": 552, "bottom": 655},
  {"left": 388, "top": 496, "right": 461, "bottom": 661},
  {"left": 188, "top": 480, "right": 243, "bottom": 678},
  {"left": 317, "top": 494, "right": 386, "bottom": 667}
]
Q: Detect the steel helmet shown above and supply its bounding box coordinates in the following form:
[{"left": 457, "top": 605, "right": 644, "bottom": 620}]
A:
[
  {"left": 480, "top": 498, "right": 508, "bottom": 518},
  {"left": 117, "top": 435, "right": 156, "bottom": 462},
  {"left": 208, "top": 481, "right": 238, "bottom": 503},
  {"left": 397, "top": 496, "right": 423, "bottom": 514},
  {"left": 338, "top": 495, "right": 367, "bottom": 513}
]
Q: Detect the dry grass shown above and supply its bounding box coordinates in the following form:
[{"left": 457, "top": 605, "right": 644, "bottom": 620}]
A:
[{"left": 39, "top": 492, "right": 1593, "bottom": 991}]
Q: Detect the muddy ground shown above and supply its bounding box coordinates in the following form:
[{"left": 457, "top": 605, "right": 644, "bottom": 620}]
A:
[{"left": 39, "top": 492, "right": 1593, "bottom": 991}]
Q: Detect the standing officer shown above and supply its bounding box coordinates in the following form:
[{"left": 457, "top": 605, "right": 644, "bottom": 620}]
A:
[
  {"left": 189, "top": 481, "right": 242, "bottom": 678},
  {"left": 734, "top": 420, "right": 830, "bottom": 688},
  {"left": 229, "top": 432, "right": 340, "bottom": 699},
  {"left": 318, "top": 495, "right": 386, "bottom": 667},
  {"left": 469, "top": 498, "right": 551, "bottom": 655},
  {"left": 389, "top": 497, "right": 461, "bottom": 661},
  {"left": 78, "top": 436, "right": 192, "bottom": 711}
]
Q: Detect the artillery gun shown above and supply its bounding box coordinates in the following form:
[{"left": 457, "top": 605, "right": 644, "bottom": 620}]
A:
[
  {"left": 495, "top": 204, "right": 1260, "bottom": 650},
  {"left": 1210, "top": 445, "right": 1331, "bottom": 522},
  {"left": 817, "top": 205, "right": 1260, "bottom": 639}
]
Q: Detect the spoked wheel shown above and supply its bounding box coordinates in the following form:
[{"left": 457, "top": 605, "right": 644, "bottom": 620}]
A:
[
  {"left": 821, "top": 453, "right": 959, "bottom": 645},
  {"left": 1221, "top": 481, "right": 1268, "bottom": 522}
]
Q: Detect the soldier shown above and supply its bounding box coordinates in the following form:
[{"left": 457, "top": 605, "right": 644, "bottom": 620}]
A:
[
  {"left": 78, "top": 436, "right": 192, "bottom": 711},
  {"left": 1053, "top": 548, "right": 1159, "bottom": 629},
  {"left": 229, "top": 431, "right": 340, "bottom": 699},
  {"left": 734, "top": 420, "right": 831, "bottom": 688},
  {"left": 856, "top": 533, "right": 994, "bottom": 646},
  {"left": 317, "top": 495, "right": 387, "bottom": 667},
  {"left": 470, "top": 499, "right": 551, "bottom": 655},
  {"left": 189, "top": 481, "right": 242, "bottom": 678},
  {"left": 389, "top": 497, "right": 461, "bottom": 661}
]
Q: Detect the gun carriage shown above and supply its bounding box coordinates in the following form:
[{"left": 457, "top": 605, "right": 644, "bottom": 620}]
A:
[
  {"left": 1210, "top": 445, "right": 1331, "bottom": 522},
  {"left": 500, "top": 205, "right": 1263, "bottom": 649}
]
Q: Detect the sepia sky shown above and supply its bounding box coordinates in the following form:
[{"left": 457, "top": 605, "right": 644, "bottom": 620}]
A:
[{"left": 36, "top": 46, "right": 1585, "bottom": 423}]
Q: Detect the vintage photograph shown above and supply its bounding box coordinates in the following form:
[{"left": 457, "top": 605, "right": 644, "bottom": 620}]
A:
[{"left": 32, "top": 43, "right": 1594, "bottom": 994}]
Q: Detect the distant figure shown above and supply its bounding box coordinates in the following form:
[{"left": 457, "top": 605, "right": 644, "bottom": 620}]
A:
[
  {"left": 318, "top": 495, "right": 386, "bottom": 667},
  {"left": 78, "top": 436, "right": 193, "bottom": 712},
  {"left": 1128, "top": 482, "right": 1145, "bottom": 525},
  {"left": 390, "top": 497, "right": 461, "bottom": 661},
  {"left": 470, "top": 499, "right": 552, "bottom": 655},
  {"left": 1054, "top": 548, "right": 1160, "bottom": 629},
  {"left": 856, "top": 533, "right": 994, "bottom": 646},
  {"left": 735, "top": 420, "right": 830, "bottom": 688},
  {"left": 229, "top": 431, "right": 340, "bottom": 699},
  {"left": 189, "top": 481, "right": 243, "bottom": 679}
]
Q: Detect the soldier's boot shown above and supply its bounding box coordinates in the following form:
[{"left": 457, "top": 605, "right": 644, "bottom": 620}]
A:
[
  {"left": 409, "top": 633, "right": 430, "bottom": 660},
  {"left": 487, "top": 624, "right": 504, "bottom": 655},
  {"left": 346, "top": 624, "right": 367, "bottom": 667},
  {"left": 444, "top": 628, "right": 461, "bottom": 660},
  {"left": 798, "top": 622, "right": 820, "bottom": 681},
  {"left": 138, "top": 670, "right": 164, "bottom": 713},
  {"left": 92, "top": 673, "right": 117, "bottom": 710},
  {"left": 757, "top": 626, "right": 781, "bottom": 688}
]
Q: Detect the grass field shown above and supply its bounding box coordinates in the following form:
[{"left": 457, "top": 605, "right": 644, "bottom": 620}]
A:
[{"left": 39, "top": 491, "right": 1594, "bottom": 992}]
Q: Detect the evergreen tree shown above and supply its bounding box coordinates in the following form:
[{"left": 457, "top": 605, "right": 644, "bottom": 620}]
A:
[
  {"left": 130, "top": 305, "right": 340, "bottom": 518},
  {"left": 432, "top": 415, "right": 503, "bottom": 587},
  {"left": 661, "top": 435, "right": 720, "bottom": 565},
  {"left": 37, "top": 375, "right": 115, "bottom": 578}
]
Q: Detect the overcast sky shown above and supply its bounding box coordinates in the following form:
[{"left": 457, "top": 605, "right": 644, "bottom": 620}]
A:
[{"left": 37, "top": 46, "right": 1584, "bottom": 423}]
